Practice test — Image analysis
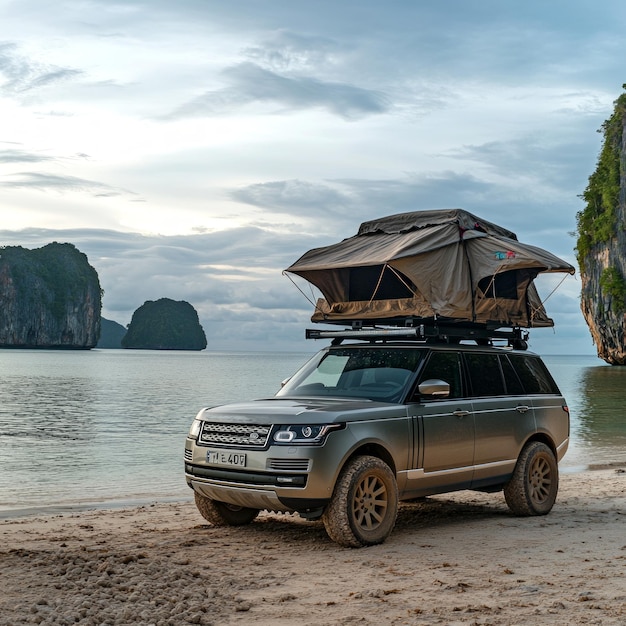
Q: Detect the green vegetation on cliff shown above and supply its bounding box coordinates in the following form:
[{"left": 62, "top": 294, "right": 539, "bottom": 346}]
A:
[
  {"left": 599, "top": 266, "right": 626, "bottom": 314},
  {"left": 576, "top": 86, "right": 626, "bottom": 320},
  {"left": 0, "top": 242, "right": 102, "bottom": 348},
  {"left": 121, "top": 298, "right": 207, "bottom": 350},
  {"left": 97, "top": 318, "right": 127, "bottom": 348},
  {"left": 2, "top": 243, "right": 100, "bottom": 321},
  {"left": 576, "top": 87, "right": 626, "bottom": 265}
]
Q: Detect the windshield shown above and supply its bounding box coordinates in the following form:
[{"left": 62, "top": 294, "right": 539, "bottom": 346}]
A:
[{"left": 276, "top": 346, "right": 425, "bottom": 403}]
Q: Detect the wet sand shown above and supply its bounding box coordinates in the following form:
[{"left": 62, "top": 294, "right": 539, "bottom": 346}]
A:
[{"left": 1, "top": 468, "right": 625, "bottom": 625}]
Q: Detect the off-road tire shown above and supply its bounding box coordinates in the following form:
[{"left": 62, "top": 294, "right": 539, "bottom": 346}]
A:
[
  {"left": 504, "top": 441, "right": 558, "bottom": 516},
  {"left": 194, "top": 492, "right": 259, "bottom": 526},
  {"left": 322, "top": 455, "right": 398, "bottom": 548}
]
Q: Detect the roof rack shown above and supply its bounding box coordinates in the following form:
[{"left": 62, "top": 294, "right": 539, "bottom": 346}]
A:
[{"left": 305, "top": 320, "right": 529, "bottom": 350}]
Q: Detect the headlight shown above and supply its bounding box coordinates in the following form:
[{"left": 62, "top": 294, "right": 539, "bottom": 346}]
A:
[
  {"left": 273, "top": 424, "right": 341, "bottom": 445},
  {"left": 188, "top": 419, "right": 202, "bottom": 439}
]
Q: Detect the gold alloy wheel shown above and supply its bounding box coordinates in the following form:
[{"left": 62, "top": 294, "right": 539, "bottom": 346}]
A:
[
  {"left": 322, "top": 455, "right": 399, "bottom": 547},
  {"left": 528, "top": 454, "right": 553, "bottom": 505},
  {"left": 352, "top": 473, "right": 388, "bottom": 530}
]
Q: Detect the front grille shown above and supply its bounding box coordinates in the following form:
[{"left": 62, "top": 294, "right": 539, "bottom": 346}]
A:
[
  {"left": 198, "top": 422, "right": 271, "bottom": 448},
  {"left": 184, "top": 449, "right": 193, "bottom": 461},
  {"left": 267, "top": 459, "right": 311, "bottom": 471}
]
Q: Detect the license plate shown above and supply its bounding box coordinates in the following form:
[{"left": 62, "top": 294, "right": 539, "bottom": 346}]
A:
[{"left": 207, "top": 450, "right": 247, "bottom": 467}]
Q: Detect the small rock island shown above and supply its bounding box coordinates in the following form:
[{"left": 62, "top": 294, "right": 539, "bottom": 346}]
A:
[{"left": 122, "top": 298, "right": 207, "bottom": 350}]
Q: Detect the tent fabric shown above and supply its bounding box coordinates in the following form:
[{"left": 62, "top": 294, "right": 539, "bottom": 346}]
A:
[
  {"left": 286, "top": 209, "right": 575, "bottom": 328},
  {"left": 356, "top": 208, "right": 518, "bottom": 239}
]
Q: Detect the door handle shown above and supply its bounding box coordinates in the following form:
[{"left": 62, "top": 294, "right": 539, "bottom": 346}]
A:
[
  {"left": 516, "top": 405, "right": 530, "bottom": 413},
  {"left": 452, "top": 409, "right": 470, "bottom": 418}
]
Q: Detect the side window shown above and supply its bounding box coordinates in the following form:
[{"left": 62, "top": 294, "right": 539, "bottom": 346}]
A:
[
  {"left": 416, "top": 351, "right": 463, "bottom": 399},
  {"left": 500, "top": 355, "right": 525, "bottom": 395},
  {"left": 509, "top": 355, "right": 560, "bottom": 394},
  {"left": 464, "top": 353, "right": 505, "bottom": 397}
]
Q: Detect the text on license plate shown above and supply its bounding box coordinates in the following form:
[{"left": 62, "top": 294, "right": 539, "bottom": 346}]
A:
[{"left": 207, "top": 450, "right": 247, "bottom": 467}]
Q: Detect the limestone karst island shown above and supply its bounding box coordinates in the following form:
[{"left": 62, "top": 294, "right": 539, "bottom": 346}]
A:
[
  {"left": 0, "top": 243, "right": 101, "bottom": 349},
  {"left": 0, "top": 244, "right": 206, "bottom": 351},
  {"left": 576, "top": 86, "right": 626, "bottom": 364},
  {"left": 121, "top": 298, "right": 207, "bottom": 351}
]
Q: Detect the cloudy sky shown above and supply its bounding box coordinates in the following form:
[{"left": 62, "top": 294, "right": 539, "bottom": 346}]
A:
[{"left": 0, "top": 0, "right": 623, "bottom": 354}]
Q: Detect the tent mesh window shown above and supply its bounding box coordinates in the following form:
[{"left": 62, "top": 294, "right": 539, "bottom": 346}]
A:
[
  {"left": 477, "top": 270, "right": 519, "bottom": 300},
  {"left": 348, "top": 265, "right": 415, "bottom": 301}
]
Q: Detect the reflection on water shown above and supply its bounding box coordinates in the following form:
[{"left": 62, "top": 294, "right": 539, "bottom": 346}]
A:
[
  {"left": 576, "top": 365, "right": 626, "bottom": 459},
  {"left": 544, "top": 355, "right": 626, "bottom": 469}
]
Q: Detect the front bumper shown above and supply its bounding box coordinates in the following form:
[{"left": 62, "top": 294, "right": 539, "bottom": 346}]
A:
[
  {"left": 188, "top": 479, "right": 298, "bottom": 511},
  {"left": 184, "top": 433, "right": 350, "bottom": 512}
]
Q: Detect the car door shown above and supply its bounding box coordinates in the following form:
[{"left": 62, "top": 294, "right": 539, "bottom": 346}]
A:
[
  {"left": 407, "top": 350, "right": 475, "bottom": 491},
  {"left": 465, "top": 352, "right": 534, "bottom": 487}
]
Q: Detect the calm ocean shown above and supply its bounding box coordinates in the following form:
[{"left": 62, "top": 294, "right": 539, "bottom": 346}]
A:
[{"left": 0, "top": 349, "right": 624, "bottom": 517}]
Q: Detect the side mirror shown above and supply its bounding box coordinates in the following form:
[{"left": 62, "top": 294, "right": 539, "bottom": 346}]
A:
[{"left": 418, "top": 379, "right": 450, "bottom": 398}]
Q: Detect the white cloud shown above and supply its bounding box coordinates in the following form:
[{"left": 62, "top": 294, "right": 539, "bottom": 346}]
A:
[{"left": 1, "top": 0, "right": 624, "bottom": 354}]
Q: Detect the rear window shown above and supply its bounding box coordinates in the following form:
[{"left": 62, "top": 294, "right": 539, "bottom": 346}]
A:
[
  {"left": 508, "top": 355, "right": 560, "bottom": 394},
  {"left": 500, "top": 355, "right": 525, "bottom": 395}
]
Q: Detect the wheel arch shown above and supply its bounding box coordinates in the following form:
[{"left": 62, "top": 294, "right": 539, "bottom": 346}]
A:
[
  {"left": 342, "top": 441, "right": 397, "bottom": 475},
  {"left": 523, "top": 432, "right": 557, "bottom": 458}
]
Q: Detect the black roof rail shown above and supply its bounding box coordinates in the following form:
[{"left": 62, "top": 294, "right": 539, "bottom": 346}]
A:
[{"left": 305, "top": 321, "right": 529, "bottom": 350}]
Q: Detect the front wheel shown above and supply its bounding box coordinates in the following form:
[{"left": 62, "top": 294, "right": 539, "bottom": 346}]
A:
[
  {"left": 194, "top": 492, "right": 259, "bottom": 526},
  {"left": 504, "top": 441, "right": 558, "bottom": 516},
  {"left": 322, "top": 455, "right": 398, "bottom": 548}
]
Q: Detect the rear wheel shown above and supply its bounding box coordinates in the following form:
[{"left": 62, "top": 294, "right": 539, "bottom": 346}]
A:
[
  {"left": 194, "top": 492, "right": 259, "bottom": 526},
  {"left": 322, "top": 455, "right": 398, "bottom": 548},
  {"left": 504, "top": 441, "right": 558, "bottom": 516}
]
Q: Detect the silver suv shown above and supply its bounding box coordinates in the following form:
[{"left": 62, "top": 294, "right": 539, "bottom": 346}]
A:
[{"left": 184, "top": 329, "right": 569, "bottom": 547}]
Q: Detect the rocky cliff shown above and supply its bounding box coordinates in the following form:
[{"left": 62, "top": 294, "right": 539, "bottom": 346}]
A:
[
  {"left": 0, "top": 243, "right": 102, "bottom": 348},
  {"left": 577, "top": 87, "right": 626, "bottom": 364},
  {"left": 97, "top": 318, "right": 127, "bottom": 349},
  {"left": 122, "top": 298, "right": 207, "bottom": 350}
]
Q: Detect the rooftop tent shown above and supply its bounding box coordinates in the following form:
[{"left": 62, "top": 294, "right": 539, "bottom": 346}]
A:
[{"left": 285, "top": 209, "right": 576, "bottom": 328}]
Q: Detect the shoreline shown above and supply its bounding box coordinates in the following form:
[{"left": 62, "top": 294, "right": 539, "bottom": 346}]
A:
[
  {"left": 2, "top": 459, "right": 625, "bottom": 522},
  {"left": 1, "top": 468, "right": 625, "bottom": 625},
  {"left": 0, "top": 495, "right": 192, "bottom": 521}
]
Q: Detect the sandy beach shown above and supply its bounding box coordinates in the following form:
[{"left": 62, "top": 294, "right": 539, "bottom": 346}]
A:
[{"left": 1, "top": 467, "right": 625, "bottom": 626}]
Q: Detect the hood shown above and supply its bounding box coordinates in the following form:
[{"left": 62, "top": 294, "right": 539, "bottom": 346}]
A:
[{"left": 199, "top": 397, "right": 403, "bottom": 424}]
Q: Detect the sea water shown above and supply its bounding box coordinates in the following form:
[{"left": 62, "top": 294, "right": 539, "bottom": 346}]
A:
[
  {"left": 0, "top": 349, "right": 311, "bottom": 515},
  {"left": 0, "top": 349, "right": 624, "bottom": 516}
]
